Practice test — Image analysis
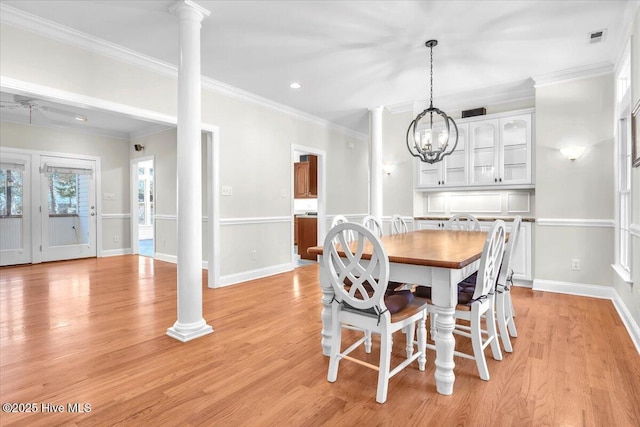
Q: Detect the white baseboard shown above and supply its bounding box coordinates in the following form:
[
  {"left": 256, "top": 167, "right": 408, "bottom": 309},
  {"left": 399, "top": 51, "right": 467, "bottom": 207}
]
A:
[
  {"left": 533, "top": 279, "right": 640, "bottom": 354},
  {"left": 101, "top": 248, "right": 132, "bottom": 257},
  {"left": 153, "top": 252, "right": 208, "bottom": 269},
  {"left": 533, "top": 279, "right": 617, "bottom": 299},
  {"left": 218, "top": 263, "right": 294, "bottom": 287}
]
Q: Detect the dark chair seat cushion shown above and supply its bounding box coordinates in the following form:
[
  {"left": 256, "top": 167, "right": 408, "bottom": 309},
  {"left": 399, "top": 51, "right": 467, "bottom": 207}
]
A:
[
  {"left": 341, "top": 289, "right": 414, "bottom": 315},
  {"left": 413, "top": 281, "right": 477, "bottom": 307}
]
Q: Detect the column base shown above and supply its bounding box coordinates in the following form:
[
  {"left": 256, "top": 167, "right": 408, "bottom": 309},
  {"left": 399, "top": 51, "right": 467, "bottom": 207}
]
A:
[{"left": 166, "top": 319, "right": 214, "bottom": 342}]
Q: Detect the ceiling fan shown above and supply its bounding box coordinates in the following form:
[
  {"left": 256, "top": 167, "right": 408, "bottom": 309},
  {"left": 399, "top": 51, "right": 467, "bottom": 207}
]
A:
[{"left": 0, "top": 94, "right": 87, "bottom": 124}]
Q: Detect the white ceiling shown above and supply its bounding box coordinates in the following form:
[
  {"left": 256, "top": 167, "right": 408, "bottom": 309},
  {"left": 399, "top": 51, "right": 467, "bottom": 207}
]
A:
[{"left": 1, "top": 0, "right": 634, "bottom": 136}]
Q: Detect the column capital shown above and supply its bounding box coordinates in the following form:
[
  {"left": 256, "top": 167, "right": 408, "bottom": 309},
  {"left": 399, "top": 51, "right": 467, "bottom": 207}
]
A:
[
  {"left": 169, "top": 0, "right": 211, "bottom": 22},
  {"left": 369, "top": 106, "right": 385, "bottom": 114}
]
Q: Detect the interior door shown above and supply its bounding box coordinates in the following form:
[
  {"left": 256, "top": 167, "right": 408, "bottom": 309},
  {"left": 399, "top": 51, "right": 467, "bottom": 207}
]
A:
[
  {"left": 40, "top": 156, "right": 96, "bottom": 262},
  {"left": 0, "top": 155, "right": 31, "bottom": 266}
]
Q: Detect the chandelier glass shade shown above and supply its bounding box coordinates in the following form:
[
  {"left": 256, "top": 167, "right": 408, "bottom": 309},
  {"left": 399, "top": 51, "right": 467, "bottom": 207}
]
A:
[{"left": 406, "top": 40, "right": 458, "bottom": 164}]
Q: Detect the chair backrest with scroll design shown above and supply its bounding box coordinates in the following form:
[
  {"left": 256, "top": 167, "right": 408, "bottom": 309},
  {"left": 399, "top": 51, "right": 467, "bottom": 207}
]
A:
[
  {"left": 362, "top": 215, "right": 383, "bottom": 238},
  {"left": 324, "top": 222, "right": 388, "bottom": 314},
  {"left": 445, "top": 213, "right": 482, "bottom": 232},
  {"left": 391, "top": 214, "right": 409, "bottom": 235},
  {"left": 472, "top": 220, "right": 506, "bottom": 302}
]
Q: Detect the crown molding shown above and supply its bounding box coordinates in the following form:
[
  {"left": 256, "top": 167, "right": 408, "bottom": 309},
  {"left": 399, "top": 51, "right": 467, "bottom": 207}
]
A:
[
  {"left": 533, "top": 62, "right": 614, "bottom": 88},
  {"left": 129, "top": 124, "right": 174, "bottom": 140},
  {"left": 0, "top": 4, "right": 367, "bottom": 141}
]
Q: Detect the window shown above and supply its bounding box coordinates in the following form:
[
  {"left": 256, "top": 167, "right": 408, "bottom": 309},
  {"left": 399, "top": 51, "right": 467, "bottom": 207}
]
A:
[
  {"left": 48, "top": 172, "right": 79, "bottom": 215},
  {"left": 0, "top": 166, "right": 23, "bottom": 217},
  {"left": 615, "top": 47, "right": 632, "bottom": 280}
]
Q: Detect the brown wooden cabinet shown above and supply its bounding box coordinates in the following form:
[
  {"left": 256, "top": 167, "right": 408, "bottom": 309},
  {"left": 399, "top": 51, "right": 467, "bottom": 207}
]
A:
[
  {"left": 294, "top": 155, "right": 317, "bottom": 198},
  {"left": 297, "top": 216, "right": 317, "bottom": 260}
]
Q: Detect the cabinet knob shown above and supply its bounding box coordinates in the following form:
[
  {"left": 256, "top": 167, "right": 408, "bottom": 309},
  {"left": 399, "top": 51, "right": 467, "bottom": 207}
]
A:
[
  {"left": 499, "top": 178, "right": 502, "bottom": 182},
  {"left": 494, "top": 178, "right": 498, "bottom": 183}
]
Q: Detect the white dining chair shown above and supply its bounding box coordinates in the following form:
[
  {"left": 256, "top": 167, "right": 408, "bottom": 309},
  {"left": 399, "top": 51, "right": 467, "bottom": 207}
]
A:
[
  {"left": 445, "top": 213, "right": 482, "bottom": 231},
  {"left": 362, "top": 215, "right": 383, "bottom": 237},
  {"left": 324, "top": 222, "right": 428, "bottom": 403},
  {"left": 495, "top": 215, "right": 522, "bottom": 352},
  {"left": 391, "top": 214, "right": 409, "bottom": 235},
  {"left": 331, "top": 215, "right": 354, "bottom": 243},
  {"left": 419, "top": 220, "right": 506, "bottom": 381}
]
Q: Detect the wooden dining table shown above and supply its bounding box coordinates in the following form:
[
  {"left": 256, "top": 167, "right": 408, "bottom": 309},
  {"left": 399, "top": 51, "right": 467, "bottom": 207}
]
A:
[{"left": 308, "top": 229, "right": 489, "bottom": 396}]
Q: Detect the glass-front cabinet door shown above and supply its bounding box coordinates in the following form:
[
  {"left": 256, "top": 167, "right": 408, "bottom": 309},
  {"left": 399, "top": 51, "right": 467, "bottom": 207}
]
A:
[
  {"left": 442, "top": 124, "right": 467, "bottom": 187},
  {"left": 469, "top": 119, "right": 498, "bottom": 185},
  {"left": 499, "top": 114, "right": 531, "bottom": 184}
]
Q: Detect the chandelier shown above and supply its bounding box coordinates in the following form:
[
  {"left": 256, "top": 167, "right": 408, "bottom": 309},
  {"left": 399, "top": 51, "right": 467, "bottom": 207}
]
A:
[{"left": 406, "top": 40, "right": 458, "bottom": 164}]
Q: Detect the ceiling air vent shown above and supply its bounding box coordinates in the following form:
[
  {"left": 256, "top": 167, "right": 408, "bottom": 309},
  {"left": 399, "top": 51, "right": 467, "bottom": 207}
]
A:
[{"left": 589, "top": 29, "right": 607, "bottom": 44}]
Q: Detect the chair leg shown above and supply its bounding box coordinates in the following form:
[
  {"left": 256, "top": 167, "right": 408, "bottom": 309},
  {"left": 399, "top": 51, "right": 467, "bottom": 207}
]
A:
[
  {"left": 417, "top": 316, "right": 427, "bottom": 371},
  {"left": 376, "top": 327, "right": 392, "bottom": 404},
  {"left": 506, "top": 292, "right": 518, "bottom": 337},
  {"left": 365, "top": 330, "right": 372, "bottom": 353},
  {"left": 486, "top": 300, "right": 503, "bottom": 362},
  {"left": 327, "top": 313, "right": 342, "bottom": 382},
  {"left": 470, "top": 307, "right": 490, "bottom": 381},
  {"left": 430, "top": 310, "right": 438, "bottom": 341},
  {"left": 496, "top": 292, "right": 513, "bottom": 353},
  {"left": 405, "top": 322, "right": 415, "bottom": 359}
]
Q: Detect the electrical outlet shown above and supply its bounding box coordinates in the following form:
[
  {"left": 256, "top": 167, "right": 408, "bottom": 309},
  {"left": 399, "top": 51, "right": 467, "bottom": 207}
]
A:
[
  {"left": 280, "top": 189, "right": 287, "bottom": 198},
  {"left": 222, "top": 186, "right": 233, "bottom": 196},
  {"left": 251, "top": 250, "right": 257, "bottom": 260},
  {"left": 114, "top": 235, "right": 119, "bottom": 243},
  {"left": 571, "top": 259, "right": 581, "bottom": 271}
]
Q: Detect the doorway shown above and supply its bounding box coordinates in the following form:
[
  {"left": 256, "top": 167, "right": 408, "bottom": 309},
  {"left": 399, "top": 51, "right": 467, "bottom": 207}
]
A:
[
  {"left": 134, "top": 158, "right": 154, "bottom": 258},
  {"left": 40, "top": 156, "right": 97, "bottom": 262},
  {"left": 291, "top": 145, "right": 326, "bottom": 267}
]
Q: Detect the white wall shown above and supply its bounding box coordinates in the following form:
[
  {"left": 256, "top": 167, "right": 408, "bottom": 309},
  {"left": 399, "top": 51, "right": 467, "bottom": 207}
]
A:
[
  {"left": 382, "top": 109, "right": 414, "bottom": 217},
  {"left": 535, "top": 73, "right": 615, "bottom": 286},
  {"left": 0, "top": 21, "right": 369, "bottom": 280},
  {"left": 0, "top": 121, "right": 131, "bottom": 253}
]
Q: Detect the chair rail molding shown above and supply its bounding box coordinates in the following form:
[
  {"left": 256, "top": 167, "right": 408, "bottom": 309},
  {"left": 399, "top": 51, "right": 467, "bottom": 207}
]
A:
[
  {"left": 630, "top": 224, "right": 640, "bottom": 238},
  {"left": 220, "top": 216, "right": 291, "bottom": 226},
  {"left": 102, "top": 213, "right": 131, "bottom": 219},
  {"left": 533, "top": 279, "right": 640, "bottom": 355},
  {"left": 536, "top": 218, "right": 615, "bottom": 228}
]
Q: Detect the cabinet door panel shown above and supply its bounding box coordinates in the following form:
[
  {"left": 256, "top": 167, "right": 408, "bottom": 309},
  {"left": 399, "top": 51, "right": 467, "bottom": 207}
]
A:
[
  {"left": 470, "top": 120, "right": 498, "bottom": 185},
  {"left": 419, "top": 168, "right": 440, "bottom": 187},
  {"left": 500, "top": 115, "right": 532, "bottom": 185}
]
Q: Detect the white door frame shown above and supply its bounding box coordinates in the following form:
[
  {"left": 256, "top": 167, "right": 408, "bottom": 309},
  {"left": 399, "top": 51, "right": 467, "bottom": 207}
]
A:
[
  {"left": 130, "top": 155, "right": 154, "bottom": 256},
  {"left": 291, "top": 144, "right": 327, "bottom": 266}
]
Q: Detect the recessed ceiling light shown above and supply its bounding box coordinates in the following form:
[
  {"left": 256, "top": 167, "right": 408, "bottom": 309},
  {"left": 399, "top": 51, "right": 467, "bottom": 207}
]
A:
[
  {"left": 75, "top": 115, "right": 87, "bottom": 122},
  {"left": 289, "top": 82, "right": 302, "bottom": 89}
]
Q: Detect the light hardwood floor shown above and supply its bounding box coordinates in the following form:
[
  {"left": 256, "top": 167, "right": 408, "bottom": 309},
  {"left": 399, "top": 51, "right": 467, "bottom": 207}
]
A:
[{"left": 1, "top": 256, "right": 639, "bottom": 426}]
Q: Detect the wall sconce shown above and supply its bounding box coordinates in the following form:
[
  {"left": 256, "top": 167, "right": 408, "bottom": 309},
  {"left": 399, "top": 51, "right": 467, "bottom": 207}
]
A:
[
  {"left": 382, "top": 163, "right": 396, "bottom": 175},
  {"left": 134, "top": 144, "right": 145, "bottom": 152},
  {"left": 560, "top": 146, "right": 585, "bottom": 161}
]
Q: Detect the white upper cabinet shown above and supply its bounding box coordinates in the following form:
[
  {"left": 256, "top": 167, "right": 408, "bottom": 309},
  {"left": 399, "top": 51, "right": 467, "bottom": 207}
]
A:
[
  {"left": 416, "top": 109, "right": 534, "bottom": 191},
  {"left": 417, "top": 124, "right": 468, "bottom": 188}
]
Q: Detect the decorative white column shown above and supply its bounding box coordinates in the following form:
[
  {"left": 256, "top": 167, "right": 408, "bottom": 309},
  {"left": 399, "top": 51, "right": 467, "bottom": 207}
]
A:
[
  {"left": 167, "top": 0, "right": 213, "bottom": 342},
  {"left": 369, "top": 107, "right": 384, "bottom": 223}
]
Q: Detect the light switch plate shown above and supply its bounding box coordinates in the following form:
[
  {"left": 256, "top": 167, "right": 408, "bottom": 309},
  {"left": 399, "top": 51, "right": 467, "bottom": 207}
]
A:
[{"left": 221, "top": 186, "right": 233, "bottom": 196}]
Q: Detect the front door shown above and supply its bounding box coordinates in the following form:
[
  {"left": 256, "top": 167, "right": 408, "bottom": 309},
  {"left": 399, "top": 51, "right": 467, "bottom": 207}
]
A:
[{"left": 40, "top": 156, "right": 97, "bottom": 262}]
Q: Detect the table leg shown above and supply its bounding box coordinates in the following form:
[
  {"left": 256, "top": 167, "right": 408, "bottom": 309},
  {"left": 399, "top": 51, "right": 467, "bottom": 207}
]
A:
[
  {"left": 318, "top": 255, "right": 333, "bottom": 356},
  {"left": 433, "top": 305, "right": 456, "bottom": 395}
]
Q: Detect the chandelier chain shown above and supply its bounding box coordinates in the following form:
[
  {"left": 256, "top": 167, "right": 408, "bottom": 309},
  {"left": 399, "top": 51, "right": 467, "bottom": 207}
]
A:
[{"left": 429, "top": 44, "right": 433, "bottom": 108}]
